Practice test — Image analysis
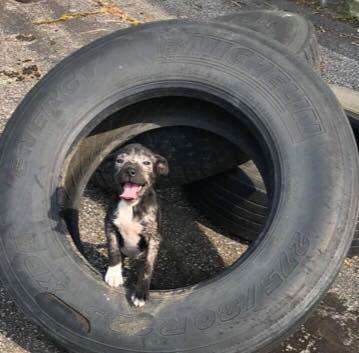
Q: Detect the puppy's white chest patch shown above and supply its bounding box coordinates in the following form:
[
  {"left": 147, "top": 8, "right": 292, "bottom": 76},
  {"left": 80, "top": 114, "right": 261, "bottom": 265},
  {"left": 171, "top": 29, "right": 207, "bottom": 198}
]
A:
[{"left": 113, "top": 201, "right": 143, "bottom": 256}]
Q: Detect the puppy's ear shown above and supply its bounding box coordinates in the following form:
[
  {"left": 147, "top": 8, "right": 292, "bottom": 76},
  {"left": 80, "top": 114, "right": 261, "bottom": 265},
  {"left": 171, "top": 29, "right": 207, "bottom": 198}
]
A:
[{"left": 155, "top": 155, "right": 169, "bottom": 176}]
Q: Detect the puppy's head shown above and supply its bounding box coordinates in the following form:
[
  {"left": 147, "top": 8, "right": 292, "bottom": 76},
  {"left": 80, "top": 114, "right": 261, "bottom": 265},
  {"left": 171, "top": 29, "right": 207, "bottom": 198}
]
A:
[{"left": 113, "top": 143, "right": 169, "bottom": 202}]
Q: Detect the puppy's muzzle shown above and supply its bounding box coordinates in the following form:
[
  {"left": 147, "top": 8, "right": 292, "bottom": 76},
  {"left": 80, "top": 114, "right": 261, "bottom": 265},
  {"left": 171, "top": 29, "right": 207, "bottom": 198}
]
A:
[{"left": 117, "top": 163, "right": 147, "bottom": 200}]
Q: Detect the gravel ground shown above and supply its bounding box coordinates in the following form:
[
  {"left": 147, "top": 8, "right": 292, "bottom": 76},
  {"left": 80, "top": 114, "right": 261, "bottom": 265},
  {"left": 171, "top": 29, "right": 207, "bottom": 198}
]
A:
[{"left": 0, "top": 0, "right": 358, "bottom": 352}]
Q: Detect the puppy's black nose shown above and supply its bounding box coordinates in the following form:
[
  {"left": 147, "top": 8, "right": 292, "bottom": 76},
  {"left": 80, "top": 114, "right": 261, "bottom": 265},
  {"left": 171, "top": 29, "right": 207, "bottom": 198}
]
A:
[{"left": 127, "top": 167, "right": 137, "bottom": 177}]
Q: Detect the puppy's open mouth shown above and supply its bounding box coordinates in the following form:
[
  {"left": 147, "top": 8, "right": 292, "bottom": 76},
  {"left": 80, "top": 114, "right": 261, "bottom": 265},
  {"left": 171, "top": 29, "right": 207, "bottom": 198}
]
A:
[{"left": 119, "top": 182, "right": 143, "bottom": 201}]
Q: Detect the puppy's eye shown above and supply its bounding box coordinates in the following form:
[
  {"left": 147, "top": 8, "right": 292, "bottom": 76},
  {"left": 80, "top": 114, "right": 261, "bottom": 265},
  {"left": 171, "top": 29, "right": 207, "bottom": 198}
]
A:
[
  {"left": 143, "top": 161, "right": 151, "bottom": 166},
  {"left": 116, "top": 158, "right": 124, "bottom": 164}
]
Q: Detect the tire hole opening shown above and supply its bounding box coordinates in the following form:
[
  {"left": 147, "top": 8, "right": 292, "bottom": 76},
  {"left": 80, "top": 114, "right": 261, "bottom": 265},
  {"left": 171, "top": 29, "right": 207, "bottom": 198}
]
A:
[{"left": 59, "top": 94, "right": 275, "bottom": 291}]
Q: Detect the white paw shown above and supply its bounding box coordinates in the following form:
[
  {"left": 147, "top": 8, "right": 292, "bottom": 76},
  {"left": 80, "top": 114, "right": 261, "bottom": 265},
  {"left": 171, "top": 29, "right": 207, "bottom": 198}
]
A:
[
  {"left": 131, "top": 293, "right": 146, "bottom": 307},
  {"left": 105, "top": 264, "right": 123, "bottom": 287}
]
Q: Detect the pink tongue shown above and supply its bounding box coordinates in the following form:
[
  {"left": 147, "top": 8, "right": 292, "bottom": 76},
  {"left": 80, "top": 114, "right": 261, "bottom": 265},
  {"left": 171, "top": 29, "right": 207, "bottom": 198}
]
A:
[{"left": 120, "top": 183, "right": 142, "bottom": 200}]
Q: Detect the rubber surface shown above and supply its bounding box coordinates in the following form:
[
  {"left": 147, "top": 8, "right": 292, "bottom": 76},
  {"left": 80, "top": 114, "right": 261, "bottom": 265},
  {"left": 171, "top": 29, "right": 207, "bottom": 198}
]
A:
[
  {"left": 214, "top": 10, "right": 321, "bottom": 69},
  {"left": 0, "top": 20, "right": 357, "bottom": 353},
  {"left": 192, "top": 110, "right": 359, "bottom": 256}
]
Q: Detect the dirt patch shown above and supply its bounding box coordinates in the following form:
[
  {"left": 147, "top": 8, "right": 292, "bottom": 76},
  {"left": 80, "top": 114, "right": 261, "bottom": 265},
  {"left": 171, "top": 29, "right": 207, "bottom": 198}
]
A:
[
  {"left": 33, "top": 2, "right": 140, "bottom": 26},
  {"left": 15, "top": 34, "right": 36, "bottom": 42},
  {"left": 0, "top": 64, "right": 40, "bottom": 81},
  {"left": 21, "top": 64, "right": 41, "bottom": 77},
  {"left": 281, "top": 291, "right": 359, "bottom": 352},
  {"left": 322, "top": 291, "right": 347, "bottom": 313},
  {"left": 14, "top": 0, "right": 41, "bottom": 3},
  {"left": 0, "top": 70, "right": 25, "bottom": 81}
]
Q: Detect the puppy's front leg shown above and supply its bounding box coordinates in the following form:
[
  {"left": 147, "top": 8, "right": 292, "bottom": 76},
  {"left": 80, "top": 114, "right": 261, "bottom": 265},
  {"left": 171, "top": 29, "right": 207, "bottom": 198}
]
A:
[
  {"left": 131, "top": 237, "right": 159, "bottom": 307},
  {"left": 105, "top": 223, "right": 124, "bottom": 287}
]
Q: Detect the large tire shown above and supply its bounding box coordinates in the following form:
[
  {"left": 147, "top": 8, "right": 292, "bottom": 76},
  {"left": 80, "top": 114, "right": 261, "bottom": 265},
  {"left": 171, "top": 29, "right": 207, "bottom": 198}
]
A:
[
  {"left": 214, "top": 10, "right": 321, "bottom": 69},
  {"left": 0, "top": 21, "right": 357, "bottom": 353},
  {"left": 92, "top": 10, "right": 321, "bottom": 192}
]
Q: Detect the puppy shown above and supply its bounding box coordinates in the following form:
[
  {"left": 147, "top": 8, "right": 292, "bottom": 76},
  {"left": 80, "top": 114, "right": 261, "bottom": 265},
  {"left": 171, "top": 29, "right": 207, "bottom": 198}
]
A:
[{"left": 104, "top": 143, "right": 169, "bottom": 307}]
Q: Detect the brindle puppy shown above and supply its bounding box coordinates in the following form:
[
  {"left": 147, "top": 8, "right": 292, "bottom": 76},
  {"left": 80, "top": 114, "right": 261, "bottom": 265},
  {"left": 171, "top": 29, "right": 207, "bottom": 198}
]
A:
[{"left": 104, "top": 143, "right": 169, "bottom": 307}]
